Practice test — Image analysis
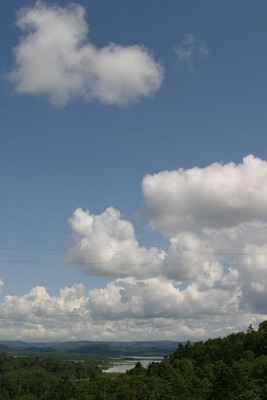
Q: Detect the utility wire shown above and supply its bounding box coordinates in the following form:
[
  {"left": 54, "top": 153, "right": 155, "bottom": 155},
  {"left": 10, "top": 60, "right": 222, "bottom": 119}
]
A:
[{"left": 0, "top": 247, "right": 266, "bottom": 256}]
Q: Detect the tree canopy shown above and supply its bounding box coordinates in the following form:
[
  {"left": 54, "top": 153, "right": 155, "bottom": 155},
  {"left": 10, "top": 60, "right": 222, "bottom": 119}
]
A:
[{"left": 0, "top": 321, "right": 266, "bottom": 399}]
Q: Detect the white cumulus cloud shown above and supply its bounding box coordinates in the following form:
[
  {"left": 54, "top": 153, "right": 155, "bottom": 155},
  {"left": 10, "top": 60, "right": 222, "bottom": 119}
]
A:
[
  {"left": 8, "top": 1, "right": 164, "bottom": 106},
  {"left": 238, "top": 244, "right": 267, "bottom": 313},
  {"left": 88, "top": 277, "right": 236, "bottom": 320},
  {"left": 0, "top": 279, "right": 247, "bottom": 341},
  {"left": 66, "top": 207, "right": 165, "bottom": 278},
  {"left": 142, "top": 155, "right": 267, "bottom": 232},
  {"left": 0, "top": 284, "right": 91, "bottom": 340},
  {"left": 63, "top": 155, "right": 267, "bottom": 341},
  {"left": 3, "top": 155, "right": 267, "bottom": 341}
]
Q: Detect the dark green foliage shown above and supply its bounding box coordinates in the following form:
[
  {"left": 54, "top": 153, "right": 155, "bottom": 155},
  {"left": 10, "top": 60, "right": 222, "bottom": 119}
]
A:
[
  {"left": 258, "top": 321, "right": 267, "bottom": 332},
  {"left": 0, "top": 321, "right": 267, "bottom": 399}
]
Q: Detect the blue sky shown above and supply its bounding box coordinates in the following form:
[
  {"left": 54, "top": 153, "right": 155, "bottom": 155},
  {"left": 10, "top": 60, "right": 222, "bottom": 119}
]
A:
[{"left": 0, "top": 0, "right": 267, "bottom": 341}]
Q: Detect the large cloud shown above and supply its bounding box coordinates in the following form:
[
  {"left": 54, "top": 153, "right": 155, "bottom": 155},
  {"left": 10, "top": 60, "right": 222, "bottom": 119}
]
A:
[
  {"left": 142, "top": 155, "right": 267, "bottom": 232},
  {"left": 88, "top": 277, "right": 236, "bottom": 320},
  {"left": 0, "top": 277, "right": 262, "bottom": 341},
  {"left": 63, "top": 155, "right": 267, "bottom": 341},
  {"left": 2, "top": 155, "right": 267, "bottom": 341},
  {"left": 66, "top": 208, "right": 224, "bottom": 282},
  {"left": 8, "top": 1, "right": 164, "bottom": 106}
]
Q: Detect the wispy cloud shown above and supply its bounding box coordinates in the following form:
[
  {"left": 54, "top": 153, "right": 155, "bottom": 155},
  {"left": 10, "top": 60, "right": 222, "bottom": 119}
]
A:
[
  {"left": 175, "top": 33, "right": 209, "bottom": 65},
  {"left": 8, "top": 1, "right": 164, "bottom": 107}
]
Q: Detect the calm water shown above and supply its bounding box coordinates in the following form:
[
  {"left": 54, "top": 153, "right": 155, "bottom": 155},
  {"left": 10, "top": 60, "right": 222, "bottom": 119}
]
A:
[{"left": 105, "top": 356, "right": 162, "bottom": 373}]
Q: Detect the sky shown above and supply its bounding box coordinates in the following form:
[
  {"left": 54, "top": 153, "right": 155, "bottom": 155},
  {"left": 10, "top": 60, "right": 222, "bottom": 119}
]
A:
[{"left": 0, "top": 0, "right": 267, "bottom": 342}]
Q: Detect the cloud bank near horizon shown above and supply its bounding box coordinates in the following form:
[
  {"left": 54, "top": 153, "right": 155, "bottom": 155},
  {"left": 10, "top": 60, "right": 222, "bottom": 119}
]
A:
[
  {"left": 8, "top": 1, "right": 164, "bottom": 107},
  {"left": 0, "top": 155, "right": 267, "bottom": 341}
]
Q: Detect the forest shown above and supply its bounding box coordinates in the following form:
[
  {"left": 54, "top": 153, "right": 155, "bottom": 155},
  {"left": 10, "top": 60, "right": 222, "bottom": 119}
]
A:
[{"left": 0, "top": 321, "right": 266, "bottom": 400}]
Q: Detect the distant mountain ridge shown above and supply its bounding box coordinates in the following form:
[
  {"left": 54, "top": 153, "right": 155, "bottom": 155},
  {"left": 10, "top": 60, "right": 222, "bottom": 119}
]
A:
[{"left": 0, "top": 340, "right": 179, "bottom": 357}]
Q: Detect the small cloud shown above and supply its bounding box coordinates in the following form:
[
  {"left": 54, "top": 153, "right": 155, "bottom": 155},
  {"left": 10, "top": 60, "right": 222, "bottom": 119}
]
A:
[
  {"left": 175, "top": 33, "right": 209, "bottom": 65},
  {"left": 8, "top": 1, "right": 164, "bottom": 107}
]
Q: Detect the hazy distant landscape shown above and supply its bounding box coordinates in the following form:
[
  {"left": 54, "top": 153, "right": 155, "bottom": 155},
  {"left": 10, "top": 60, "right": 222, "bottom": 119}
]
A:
[{"left": 0, "top": 340, "right": 179, "bottom": 357}]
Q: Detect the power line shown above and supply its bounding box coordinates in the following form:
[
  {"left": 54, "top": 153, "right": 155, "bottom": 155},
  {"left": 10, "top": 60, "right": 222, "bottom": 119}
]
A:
[{"left": 0, "top": 247, "right": 267, "bottom": 256}]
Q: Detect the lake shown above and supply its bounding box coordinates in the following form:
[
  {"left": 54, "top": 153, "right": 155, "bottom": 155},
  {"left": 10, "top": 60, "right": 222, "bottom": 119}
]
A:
[{"left": 105, "top": 356, "right": 163, "bottom": 373}]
